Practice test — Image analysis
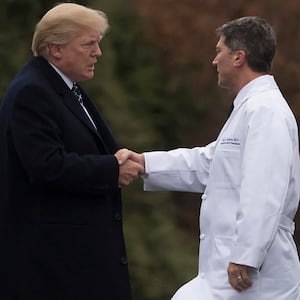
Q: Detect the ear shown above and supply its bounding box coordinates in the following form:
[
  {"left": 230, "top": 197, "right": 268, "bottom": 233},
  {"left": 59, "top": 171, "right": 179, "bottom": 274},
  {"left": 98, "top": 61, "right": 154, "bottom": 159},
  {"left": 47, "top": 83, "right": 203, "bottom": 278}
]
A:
[
  {"left": 48, "top": 43, "right": 63, "bottom": 59},
  {"left": 232, "top": 50, "right": 246, "bottom": 67}
]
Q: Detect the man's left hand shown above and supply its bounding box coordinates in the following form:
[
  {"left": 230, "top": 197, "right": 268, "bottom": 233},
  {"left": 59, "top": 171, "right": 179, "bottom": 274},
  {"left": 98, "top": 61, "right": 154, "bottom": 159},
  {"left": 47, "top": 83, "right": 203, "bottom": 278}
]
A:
[{"left": 227, "top": 262, "right": 253, "bottom": 292}]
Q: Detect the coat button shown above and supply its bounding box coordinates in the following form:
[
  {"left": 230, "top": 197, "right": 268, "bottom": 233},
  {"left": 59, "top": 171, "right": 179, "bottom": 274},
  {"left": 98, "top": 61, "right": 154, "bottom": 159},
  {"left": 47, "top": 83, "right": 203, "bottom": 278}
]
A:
[
  {"left": 120, "top": 256, "right": 128, "bottom": 265},
  {"left": 199, "top": 233, "right": 206, "bottom": 240},
  {"left": 200, "top": 273, "right": 205, "bottom": 278},
  {"left": 114, "top": 212, "right": 122, "bottom": 221},
  {"left": 201, "top": 194, "right": 207, "bottom": 201}
]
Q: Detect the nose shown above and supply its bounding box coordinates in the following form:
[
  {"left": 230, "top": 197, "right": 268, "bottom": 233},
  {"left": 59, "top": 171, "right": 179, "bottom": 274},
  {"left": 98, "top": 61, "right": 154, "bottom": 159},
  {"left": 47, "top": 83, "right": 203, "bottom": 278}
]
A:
[
  {"left": 211, "top": 56, "right": 218, "bottom": 66},
  {"left": 94, "top": 43, "right": 102, "bottom": 57},
  {"left": 212, "top": 56, "right": 217, "bottom": 66}
]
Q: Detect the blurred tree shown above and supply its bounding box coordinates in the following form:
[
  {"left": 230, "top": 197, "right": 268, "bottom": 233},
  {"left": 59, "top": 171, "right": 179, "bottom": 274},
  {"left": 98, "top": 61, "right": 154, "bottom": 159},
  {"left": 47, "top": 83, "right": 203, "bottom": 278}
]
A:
[
  {"left": 136, "top": 0, "right": 300, "bottom": 128},
  {"left": 0, "top": 0, "right": 90, "bottom": 97},
  {"left": 0, "top": 0, "right": 39, "bottom": 96}
]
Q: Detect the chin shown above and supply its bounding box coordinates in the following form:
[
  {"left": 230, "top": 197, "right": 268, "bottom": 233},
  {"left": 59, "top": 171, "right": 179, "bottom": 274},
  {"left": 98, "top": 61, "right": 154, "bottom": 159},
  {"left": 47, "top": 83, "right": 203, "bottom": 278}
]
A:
[
  {"left": 217, "top": 79, "right": 228, "bottom": 89},
  {"left": 83, "top": 73, "right": 94, "bottom": 81}
]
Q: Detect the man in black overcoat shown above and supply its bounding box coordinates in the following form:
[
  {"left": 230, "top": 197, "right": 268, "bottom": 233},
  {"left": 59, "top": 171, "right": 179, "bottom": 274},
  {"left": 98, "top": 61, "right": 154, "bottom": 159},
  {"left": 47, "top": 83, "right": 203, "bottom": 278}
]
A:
[{"left": 0, "top": 3, "right": 143, "bottom": 299}]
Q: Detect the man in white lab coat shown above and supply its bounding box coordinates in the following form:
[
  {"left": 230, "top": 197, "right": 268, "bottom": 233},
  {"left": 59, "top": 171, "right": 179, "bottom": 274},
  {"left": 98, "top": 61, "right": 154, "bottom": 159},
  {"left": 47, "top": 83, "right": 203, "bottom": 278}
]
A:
[{"left": 115, "top": 16, "right": 300, "bottom": 299}]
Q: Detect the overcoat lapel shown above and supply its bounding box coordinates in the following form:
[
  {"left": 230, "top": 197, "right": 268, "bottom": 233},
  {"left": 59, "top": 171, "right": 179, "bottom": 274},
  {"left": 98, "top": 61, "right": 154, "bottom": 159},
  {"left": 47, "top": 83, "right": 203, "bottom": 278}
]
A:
[
  {"left": 30, "top": 56, "right": 114, "bottom": 154},
  {"left": 80, "top": 91, "right": 119, "bottom": 154},
  {"left": 63, "top": 92, "right": 113, "bottom": 154}
]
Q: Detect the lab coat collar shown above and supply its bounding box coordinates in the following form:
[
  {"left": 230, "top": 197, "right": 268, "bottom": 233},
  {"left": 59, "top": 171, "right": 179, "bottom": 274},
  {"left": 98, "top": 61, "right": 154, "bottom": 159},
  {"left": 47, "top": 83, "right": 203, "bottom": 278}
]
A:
[{"left": 233, "top": 75, "right": 278, "bottom": 110}]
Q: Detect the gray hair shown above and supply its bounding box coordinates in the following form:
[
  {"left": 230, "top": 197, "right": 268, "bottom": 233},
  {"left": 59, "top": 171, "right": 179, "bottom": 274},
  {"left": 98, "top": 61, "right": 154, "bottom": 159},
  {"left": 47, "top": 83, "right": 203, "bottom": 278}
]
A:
[
  {"left": 216, "top": 16, "right": 276, "bottom": 73},
  {"left": 32, "top": 3, "right": 109, "bottom": 58}
]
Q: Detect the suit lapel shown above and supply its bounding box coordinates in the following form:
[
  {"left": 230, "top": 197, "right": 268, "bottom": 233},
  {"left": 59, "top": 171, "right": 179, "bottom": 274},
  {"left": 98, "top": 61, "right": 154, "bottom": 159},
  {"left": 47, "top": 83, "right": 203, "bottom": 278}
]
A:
[
  {"left": 62, "top": 89, "right": 113, "bottom": 154},
  {"left": 80, "top": 92, "right": 119, "bottom": 154},
  {"left": 63, "top": 90, "right": 97, "bottom": 133},
  {"left": 30, "top": 56, "right": 116, "bottom": 154}
]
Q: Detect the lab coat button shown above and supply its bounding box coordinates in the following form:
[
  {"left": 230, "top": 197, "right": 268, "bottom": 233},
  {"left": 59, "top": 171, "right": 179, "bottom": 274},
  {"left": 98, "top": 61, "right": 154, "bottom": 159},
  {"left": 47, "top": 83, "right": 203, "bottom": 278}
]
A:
[
  {"left": 200, "top": 273, "right": 205, "bottom": 278},
  {"left": 201, "top": 194, "right": 207, "bottom": 201},
  {"left": 200, "top": 233, "right": 206, "bottom": 240}
]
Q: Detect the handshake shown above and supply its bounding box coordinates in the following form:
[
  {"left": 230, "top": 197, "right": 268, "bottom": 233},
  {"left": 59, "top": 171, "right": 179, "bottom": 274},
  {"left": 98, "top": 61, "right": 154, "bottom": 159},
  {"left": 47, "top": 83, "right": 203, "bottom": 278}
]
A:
[{"left": 114, "top": 148, "right": 145, "bottom": 187}]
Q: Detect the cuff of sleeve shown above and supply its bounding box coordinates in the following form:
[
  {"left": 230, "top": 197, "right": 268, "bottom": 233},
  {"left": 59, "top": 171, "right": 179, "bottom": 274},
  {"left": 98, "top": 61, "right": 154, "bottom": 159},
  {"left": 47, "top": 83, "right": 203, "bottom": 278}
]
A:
[{"left": 230, "top": 244, "right": 266, "bottom": 269}]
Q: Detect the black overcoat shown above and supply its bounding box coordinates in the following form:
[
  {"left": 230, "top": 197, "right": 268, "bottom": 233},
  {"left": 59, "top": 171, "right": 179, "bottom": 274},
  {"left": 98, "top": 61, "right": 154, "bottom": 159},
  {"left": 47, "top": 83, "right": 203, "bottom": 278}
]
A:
[{"left": 0, "top": 56, "right": 132, "bottom": 299}]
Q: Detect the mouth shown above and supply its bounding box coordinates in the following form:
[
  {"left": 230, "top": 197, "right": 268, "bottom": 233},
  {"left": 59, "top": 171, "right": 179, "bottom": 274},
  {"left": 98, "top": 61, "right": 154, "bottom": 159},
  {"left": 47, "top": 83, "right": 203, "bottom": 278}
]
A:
[{"left": 88, "top": 64, "right": 95, "bottom": 71}]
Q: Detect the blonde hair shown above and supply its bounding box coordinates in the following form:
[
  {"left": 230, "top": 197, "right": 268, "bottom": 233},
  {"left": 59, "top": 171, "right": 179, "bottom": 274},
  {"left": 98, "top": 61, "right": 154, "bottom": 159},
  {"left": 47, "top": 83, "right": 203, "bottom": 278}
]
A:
[{"left": 32, "top": 3, "right": 109, "bottom": 57}]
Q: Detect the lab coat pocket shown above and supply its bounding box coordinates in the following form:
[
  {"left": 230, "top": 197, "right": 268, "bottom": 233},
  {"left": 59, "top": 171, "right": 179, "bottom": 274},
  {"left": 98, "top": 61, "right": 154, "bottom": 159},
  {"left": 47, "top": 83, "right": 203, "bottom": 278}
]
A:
[
  {"left": 210, "top": 147, "right": 240, "bottom": 189},
  {"left": 214, "top": 235, "right": 260, "bottom": 279},
  {"left": 213, "top": 236, "right": 260, "bottom": 297}
]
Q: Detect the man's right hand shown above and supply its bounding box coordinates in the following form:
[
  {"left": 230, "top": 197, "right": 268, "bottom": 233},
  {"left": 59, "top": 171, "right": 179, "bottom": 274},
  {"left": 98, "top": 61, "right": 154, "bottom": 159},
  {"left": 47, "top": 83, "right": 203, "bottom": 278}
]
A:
[
  {"left": 115, "top": 149, "right": 145, "bottom": 187},
  {"left": 115, "top": 148, "right": 145, "bottom": 167}
]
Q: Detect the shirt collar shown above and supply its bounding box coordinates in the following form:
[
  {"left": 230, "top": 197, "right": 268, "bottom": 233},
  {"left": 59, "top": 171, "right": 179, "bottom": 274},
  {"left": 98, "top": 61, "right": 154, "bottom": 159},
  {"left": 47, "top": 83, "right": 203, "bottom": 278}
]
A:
[
  {"left": 233, "top": 74, "right": 278, "bottom": 109},
  {"left": 48, "top": 62, "right": 73, "bottom": 90}
]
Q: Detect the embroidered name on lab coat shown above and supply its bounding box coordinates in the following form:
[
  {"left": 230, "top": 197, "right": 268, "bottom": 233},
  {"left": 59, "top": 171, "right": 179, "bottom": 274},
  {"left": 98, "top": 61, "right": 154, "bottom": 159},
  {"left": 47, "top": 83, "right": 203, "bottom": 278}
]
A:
[{"left": 220, "top": 138, "right": 240, "bottom": 145}]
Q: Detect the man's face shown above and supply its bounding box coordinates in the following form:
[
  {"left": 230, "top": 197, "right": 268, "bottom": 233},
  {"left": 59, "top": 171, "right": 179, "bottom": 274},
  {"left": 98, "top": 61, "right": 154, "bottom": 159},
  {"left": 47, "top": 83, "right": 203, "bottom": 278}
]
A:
[
  {"left": 212, "top": 36, "right": 236, "bottom": 90},
  {"left": 57, "top": 29, "right": 102, "bottom": 82}
]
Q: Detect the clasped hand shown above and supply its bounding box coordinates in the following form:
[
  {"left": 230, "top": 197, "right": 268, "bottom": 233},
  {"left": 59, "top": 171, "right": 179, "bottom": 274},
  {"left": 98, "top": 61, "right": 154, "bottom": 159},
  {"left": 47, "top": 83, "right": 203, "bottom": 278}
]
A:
[{"left": 114, "top": 148, "right": 145, "bottom": 187}]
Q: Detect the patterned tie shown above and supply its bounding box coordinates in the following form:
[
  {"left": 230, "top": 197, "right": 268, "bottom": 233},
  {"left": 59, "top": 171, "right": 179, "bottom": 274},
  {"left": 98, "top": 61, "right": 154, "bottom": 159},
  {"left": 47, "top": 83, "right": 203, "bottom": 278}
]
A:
[
  {"left": 71, "top": 83, "right": 98, "bottom": 130},
  {"left": 72, "top": 83, "right": 83, "bottom": 105}
]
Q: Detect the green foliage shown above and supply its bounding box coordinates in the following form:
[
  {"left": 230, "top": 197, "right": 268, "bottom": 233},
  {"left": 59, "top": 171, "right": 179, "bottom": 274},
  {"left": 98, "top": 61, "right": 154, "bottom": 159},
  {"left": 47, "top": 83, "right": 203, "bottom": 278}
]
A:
[{"left": 0, "top": 0, "right": 39, "bottom": 97}]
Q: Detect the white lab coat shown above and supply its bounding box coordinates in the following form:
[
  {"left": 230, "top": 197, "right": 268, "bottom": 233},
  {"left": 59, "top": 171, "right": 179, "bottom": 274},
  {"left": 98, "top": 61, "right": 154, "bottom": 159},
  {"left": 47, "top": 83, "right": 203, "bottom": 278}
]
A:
[{"left": 144, "top": 75, "right": 300, "bottom": 300}]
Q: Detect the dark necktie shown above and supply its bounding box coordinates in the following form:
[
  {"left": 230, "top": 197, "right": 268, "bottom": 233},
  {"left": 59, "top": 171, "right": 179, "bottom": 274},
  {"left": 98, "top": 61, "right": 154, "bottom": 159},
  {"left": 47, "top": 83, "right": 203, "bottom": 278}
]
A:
[
  {"left": 71, "top": 83, "right": 98, "bottom": 130},
  {"left": 227, "top": 102, "right": 234, "bottom": 118},
  {"left": 72, "top": 83, "right": 83, "bottom": 105}
]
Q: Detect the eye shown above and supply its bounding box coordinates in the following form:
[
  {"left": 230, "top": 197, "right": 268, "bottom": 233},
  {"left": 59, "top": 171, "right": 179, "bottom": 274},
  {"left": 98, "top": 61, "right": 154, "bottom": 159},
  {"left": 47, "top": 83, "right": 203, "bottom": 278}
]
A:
[{"left": 82, "top": 41, "right": 97, "bottom": 48}]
